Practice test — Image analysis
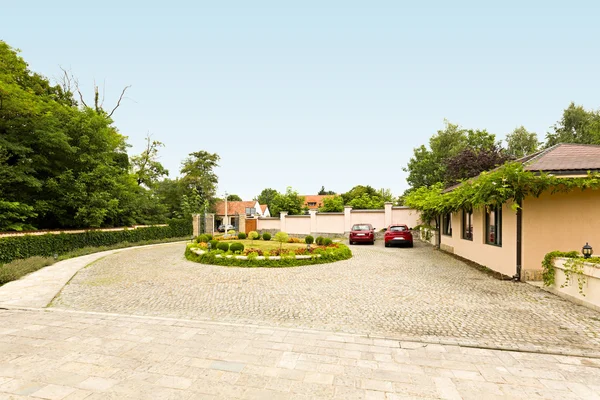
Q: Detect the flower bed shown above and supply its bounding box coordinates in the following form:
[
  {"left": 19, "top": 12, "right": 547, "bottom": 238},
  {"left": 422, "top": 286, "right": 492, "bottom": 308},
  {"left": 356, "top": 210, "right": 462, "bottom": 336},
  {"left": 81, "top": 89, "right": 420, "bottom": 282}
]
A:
[{"left": 185, "top": 242, "right": 352, "bottom": 267}]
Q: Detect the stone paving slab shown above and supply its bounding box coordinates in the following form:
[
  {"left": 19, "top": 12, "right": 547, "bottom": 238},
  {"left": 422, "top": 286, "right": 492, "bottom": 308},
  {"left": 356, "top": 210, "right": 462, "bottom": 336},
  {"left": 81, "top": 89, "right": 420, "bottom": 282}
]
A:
[
  {"left": 0, "top": 308, "right": 599, "bottom": 400},
  {"left": 50, "top": 241, "right": 600, "bottom": 356},
  {"left": 0, "top": 242, "right": 186, "bottom": 308}
]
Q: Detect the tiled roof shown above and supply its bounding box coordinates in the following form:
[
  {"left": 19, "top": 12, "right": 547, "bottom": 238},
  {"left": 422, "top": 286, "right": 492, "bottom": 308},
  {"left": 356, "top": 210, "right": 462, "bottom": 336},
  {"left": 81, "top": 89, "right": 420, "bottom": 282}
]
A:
[
  {"left": 522, "top": 143, "right": 600, "bottom": 172},
  {"left": 215, "top": 201, "right": 255, "bottom": 216},
  {"left": 302, "top": 195, "right": 334, "bottom": 209},
  {"left": 260, "top": 204, "right": 268, "bottom": 213}
]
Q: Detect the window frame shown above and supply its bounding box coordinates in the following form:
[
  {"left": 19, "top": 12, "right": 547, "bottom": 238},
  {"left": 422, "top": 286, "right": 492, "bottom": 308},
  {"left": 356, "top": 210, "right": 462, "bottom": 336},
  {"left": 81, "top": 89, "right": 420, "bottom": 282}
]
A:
[
  {"left": 442, "top": 213, "right": 452, "bottom": 236},
  {"left": 462, "top": 209, "right": 473, "bottom": 241},
  {"left": 485, "top": 205, "right": 502, "bottom": 247}
]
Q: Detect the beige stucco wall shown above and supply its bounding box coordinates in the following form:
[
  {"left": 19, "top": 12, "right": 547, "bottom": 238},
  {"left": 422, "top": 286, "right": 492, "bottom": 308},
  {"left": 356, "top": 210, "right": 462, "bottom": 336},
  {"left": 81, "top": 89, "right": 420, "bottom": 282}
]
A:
[
  {"left": 284, "top": 216, "right": 311, "bottom": 235},
  {"left": 522, "top": 189, "right": 600, "bottom": 276},
  {"left": 315, "top": 214, "right": 345, "bottom": 234},
  {"left": 550, "top": 258, "right": 600, "bottom": 312},
  {"left": 440, "top": 203, "right": 517, "bottom": 278},
  {"left": 391, "top": 208, "right": 421, "bottom": 229},
  {"left": 351, "top": 211, "right": 386, "bottom": 231},
  {"left": 257, "top": 218, "right": 280, "bottom": 231}
]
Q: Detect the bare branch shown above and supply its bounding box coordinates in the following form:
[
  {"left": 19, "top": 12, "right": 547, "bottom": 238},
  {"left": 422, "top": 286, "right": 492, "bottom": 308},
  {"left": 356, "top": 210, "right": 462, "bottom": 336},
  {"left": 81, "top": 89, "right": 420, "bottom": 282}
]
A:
[
  {"left": 107, "top": 85, "right": 132, "bottom": 118},
  {"left": 101, "top": 79, "right": 106, "bottom": 109}
]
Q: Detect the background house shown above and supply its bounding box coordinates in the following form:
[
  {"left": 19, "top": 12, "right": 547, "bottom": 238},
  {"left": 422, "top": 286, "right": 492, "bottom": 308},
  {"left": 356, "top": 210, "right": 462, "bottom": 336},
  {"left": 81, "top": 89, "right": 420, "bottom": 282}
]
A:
[
  {"left": 214, "top": 200, "right": 270, "bottom": 228},
  {"left": 302, "top": 195, "right": 334, "bottom": 210}
]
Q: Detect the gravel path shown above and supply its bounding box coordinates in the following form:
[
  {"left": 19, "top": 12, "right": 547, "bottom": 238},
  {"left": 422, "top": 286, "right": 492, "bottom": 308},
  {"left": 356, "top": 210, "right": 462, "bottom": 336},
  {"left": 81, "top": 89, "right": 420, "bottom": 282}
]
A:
[{"left": 51, "top": 241, "right": 600, "bottom": 354}]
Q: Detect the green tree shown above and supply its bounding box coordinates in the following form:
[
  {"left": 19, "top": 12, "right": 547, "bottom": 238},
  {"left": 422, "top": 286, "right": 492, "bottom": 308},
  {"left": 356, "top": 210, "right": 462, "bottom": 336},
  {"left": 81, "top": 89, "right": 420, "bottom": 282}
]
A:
[
  {"left": 319, "top": 195, "right": 344, "bottom": 212},
  {"left": 505, "top": 126, "right": 539, "bottom": 158},
  {"left": 180, "top": 150, "right": 220, "bottom": 208},
  {"left": 270, "top": 187, "right": 305, "bottom": 217},
  {"left": 318, "top": 186, "right": 336, "bottom": 195},
  {"left": 256, "top": 188, "right": 279, "bottom": 211},
  {"left": 545, "top": 102, "right": 600, "bottom": 147},
  {"left": 226, "top": 194, "right": 242, "bottom": 201},
  {"left": 154, "top": 178, "right": 187, "bottom": 219},
  {"left": 130, "top": 134, "right": 168, "bottom": 188}
]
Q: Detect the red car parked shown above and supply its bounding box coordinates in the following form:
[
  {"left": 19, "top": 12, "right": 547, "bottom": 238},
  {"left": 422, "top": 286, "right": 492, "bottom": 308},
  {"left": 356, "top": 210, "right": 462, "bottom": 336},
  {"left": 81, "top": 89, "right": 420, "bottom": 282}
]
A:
[
  {"left": 349, "top": 223, "right": 375, "bottom": 245},
  {"left": 384, "top": 224, "right": 413, "bottom": 248}
]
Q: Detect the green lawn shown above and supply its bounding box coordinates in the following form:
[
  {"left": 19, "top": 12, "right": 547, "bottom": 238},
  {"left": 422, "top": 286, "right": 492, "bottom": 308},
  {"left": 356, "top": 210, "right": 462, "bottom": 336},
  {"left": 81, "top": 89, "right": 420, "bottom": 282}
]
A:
[{"left": 222, "top": 239, "right": 311, "bottom": 251}]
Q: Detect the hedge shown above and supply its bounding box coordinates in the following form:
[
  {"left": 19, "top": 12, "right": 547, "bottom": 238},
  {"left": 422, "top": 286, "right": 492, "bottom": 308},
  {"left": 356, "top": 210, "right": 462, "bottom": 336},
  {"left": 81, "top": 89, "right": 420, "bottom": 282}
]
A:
[
  {"left": 0, "top": 219, "right": 192, "bottom": 264},
  {"left": 185, "top": 243, "right": 352, "bottom": 268}
]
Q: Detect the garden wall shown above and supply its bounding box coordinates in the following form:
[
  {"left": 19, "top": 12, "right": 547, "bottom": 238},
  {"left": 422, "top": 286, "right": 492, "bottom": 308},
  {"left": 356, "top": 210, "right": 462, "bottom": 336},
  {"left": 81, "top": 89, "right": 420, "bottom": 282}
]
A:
[
  {"left": 545, "top": 258, "right": 600, "bottom": 312},
  {"left": 256, "top": 203, "right": 421, "bottom": 236}
]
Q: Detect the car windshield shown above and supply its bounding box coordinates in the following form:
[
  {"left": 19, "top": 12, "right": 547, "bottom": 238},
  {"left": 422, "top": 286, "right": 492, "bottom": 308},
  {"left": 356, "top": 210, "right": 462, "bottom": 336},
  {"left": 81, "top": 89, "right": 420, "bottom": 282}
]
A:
[
  {"left": 352, "top": 225, "right": 371, "bottom": 231},
  {"left": 390, "top": 226, "right": 407, "bottom": 232}
]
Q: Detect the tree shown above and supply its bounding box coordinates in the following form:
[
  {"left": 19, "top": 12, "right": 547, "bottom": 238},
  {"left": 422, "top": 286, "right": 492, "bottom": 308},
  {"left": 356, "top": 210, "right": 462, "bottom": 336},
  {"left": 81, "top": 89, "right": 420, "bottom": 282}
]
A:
[
  {"left": 340, "top": 185, "right": 392, "bottom": 209},
  {"left": 505, "top": 126, "right": 540, "bottom": 158},
  {"left": 318, "top": 186, "right": 336, "bottom": 195},
  {"left": 545, "top": 102, "right": 600, "bottom": 147},
  {"left": 274, "top": 231, "right": 289, "bottom": 250},
  {"left": 226, "top": 194, "right": 242, "bottom": 201},
  {"left": 319, "top": 195, "right": 344, "bottom": 212},
  {"left": 130, "top": 134, "right": 168, "bottom": 188},
  {"left": 256, "top": 188, "right": 279, "bottom": 211},
  {"left": 270, "top": 187, "right": 305, "bottom": 217},
  {"left": 444, "top": 145, "right": 512, "bottom": 184},
  {"left": 180, "top": 150, "right": 220, "bottom": 207},
  {"left": 154, "top": 178, "right": 187, "bottom": 219},
  {"left": 404, "top": 121, "right": 468, "bottom": 189}
]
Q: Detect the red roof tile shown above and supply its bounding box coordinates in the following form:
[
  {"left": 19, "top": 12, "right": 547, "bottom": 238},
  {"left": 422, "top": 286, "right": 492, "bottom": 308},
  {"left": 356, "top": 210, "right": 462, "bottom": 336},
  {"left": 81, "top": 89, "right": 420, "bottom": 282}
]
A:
[
  {"left": 215, "top": 201, "right": 256, "bottom": 216},
  {"left": 523, "top": 143, "right": 600, "bottom": 172},
  {"left": 302, "top": 195, "right": 334, "bottom": 209}
]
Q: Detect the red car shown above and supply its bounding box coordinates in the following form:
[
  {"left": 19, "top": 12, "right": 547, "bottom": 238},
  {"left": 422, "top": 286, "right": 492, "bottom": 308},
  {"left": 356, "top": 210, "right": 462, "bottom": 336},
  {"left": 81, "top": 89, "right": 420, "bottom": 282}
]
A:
[
  {"left": 349, "top": 223, "right": 375, "bottom": 245},
  {"left": 384, "top": 224, "right": 413, "bottom": 248}
]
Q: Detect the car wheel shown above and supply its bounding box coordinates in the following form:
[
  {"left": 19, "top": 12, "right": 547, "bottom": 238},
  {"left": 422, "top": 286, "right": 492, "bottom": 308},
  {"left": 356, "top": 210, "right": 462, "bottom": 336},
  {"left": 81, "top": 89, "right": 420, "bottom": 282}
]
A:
[
  {"left": 349, "top": 241, "right": 353, "bottom": 245},
  {"left": 371, "top": 241, "right": 375, "bottom": 245},
  {"left": 385, "top": 242, "right": 389, "bottom": 248},
  {"left": 408, "top": 243, "right": 413, "bottom": 248}
]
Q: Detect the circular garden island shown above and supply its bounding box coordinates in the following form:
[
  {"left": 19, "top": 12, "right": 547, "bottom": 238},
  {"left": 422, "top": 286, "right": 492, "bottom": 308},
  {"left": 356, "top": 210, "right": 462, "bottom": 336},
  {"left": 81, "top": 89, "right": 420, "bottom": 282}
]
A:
[{"left": 185, "top": 231, "right": 352, "bottom": 267}]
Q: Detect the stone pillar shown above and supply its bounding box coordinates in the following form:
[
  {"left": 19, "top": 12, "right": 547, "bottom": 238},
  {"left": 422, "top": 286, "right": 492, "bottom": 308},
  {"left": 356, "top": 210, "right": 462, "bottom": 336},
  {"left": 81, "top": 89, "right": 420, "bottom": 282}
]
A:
[
  {"left": 239, "top": 214, "right": 246, "bottom": 234},
  {"left": 344, "top": 206, "right": 352, "bottom": 233},
  {"left": 192, "top": 214, "right": 201, "bottom": 237},
  {"left": 384, "top": 202, "right": 393, "bottom": 228},
  {"left": 308, "top": 209, "right": 317, "bottom": 234},
  {"left": 204, "top": 213, "right": 215, "bottom": 235},
  {"left": 280, "top": 211, "right": 288, "bottom": 232}
]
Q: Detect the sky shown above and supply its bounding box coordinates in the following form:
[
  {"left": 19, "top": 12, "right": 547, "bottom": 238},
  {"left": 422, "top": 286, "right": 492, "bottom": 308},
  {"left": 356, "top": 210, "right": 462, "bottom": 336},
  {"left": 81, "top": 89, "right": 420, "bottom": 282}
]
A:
[{"left": 3, "top": 1, "right": 600, "bottom": 200}]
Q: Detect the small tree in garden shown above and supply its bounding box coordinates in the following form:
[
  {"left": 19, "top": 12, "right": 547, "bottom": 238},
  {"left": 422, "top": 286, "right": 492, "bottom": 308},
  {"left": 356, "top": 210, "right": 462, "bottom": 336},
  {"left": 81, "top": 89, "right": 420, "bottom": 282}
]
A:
[
  {"left": 248, "top": 231, "right": 259, "bottom": 243},
  {"left": 274, "top": 231, "right": 289, "bottom": 250}
]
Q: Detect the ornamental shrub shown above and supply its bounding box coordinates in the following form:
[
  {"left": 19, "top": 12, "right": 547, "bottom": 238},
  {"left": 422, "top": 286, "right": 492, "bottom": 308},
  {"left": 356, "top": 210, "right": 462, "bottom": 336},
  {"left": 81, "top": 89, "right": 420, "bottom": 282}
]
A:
[
  {"left": 315, "top": 236, "right": 324, "bottom": 245},
  {"left": 287, "top": 237, "right": 302, "bottom": 243},
  {"left": 237, "top": 232, "right": 247, "bottom": 239},
  {"left": 274, "top": 232, "right": 289, "bottom": 249},
  {"left": 227, "top": 229, "right": 236, "bottom": 235},
  {"left": 262, "top": 232, "right": 271, "bottom": 241},
  {"left": 305, "top": 235, "right": 314, "bottom": 245},
  {"left": 217, "top": 242, "right": 230, "bottom": 252},
  {"left": 0, "top": 219, "right": 192, "bottom": 265},
  {"left": 205, "top": 234, "right": 213, "bottom": 241},
  {"left": 323, "top": 238, "right": 333, "bottom": 246},
  {"left": 196, "top": 234, "right": 210, "bottom": 243},
  {"left": 229, "top": 242, "right": 245, "bottom": 253},
  {"left": 248, "top": 231, "right": 259, "bottom": 241},
  {"left": 208, "top": 240, "right": 219, "bottom": 250}
]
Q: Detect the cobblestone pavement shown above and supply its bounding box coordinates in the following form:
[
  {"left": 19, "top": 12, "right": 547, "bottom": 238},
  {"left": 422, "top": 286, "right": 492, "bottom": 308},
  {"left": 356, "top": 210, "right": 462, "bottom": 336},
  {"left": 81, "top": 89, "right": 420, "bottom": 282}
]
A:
[
  {"left": 51, "top": 241, "right": 600, "bottom": 355},
  {"left": 1, "top": 308, "right": 599, "bottom": 400}
]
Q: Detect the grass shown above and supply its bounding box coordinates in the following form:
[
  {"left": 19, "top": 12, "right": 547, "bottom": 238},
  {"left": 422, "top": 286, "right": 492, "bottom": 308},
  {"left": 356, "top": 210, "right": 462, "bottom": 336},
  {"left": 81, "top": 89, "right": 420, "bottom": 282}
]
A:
[
  {"left": 0, "top": 236, "right": 188, "bottom": 286},
  {"left": 222, "top": 239, "right": 310, "bottom": 251}
]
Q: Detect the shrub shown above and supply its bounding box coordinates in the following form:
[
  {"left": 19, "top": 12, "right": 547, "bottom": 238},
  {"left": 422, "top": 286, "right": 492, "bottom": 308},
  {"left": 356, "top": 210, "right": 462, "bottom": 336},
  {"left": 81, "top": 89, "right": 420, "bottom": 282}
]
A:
[
  {"left": 305, "top": 235, "right": 314, "bottom": 245},
  {"left": 217, "top": 242, "right": 230, "bottom": 252},
  {"left": 323, "top": 238, "right": 333, "bottom": 246},
  {"left": 248, "top": 231, "right": 259, "bottom": 241},
  {"left": 205, "top": 234, "right": 213, "bottom": 241},
  {"left": 315, "top": 236, "right": 324, "bottom": 245},
  {"left": 196, "top": 234, "right": 210, "bottom": 243},
  {"left": 237, "top": 232, "right": 247, "bottom": 240},
  {"left": 274, "top": 232, "right": 289, "bottom": 249},
  {"left": 0, "top": 219, "right": 192, "bottom": 265},
  {"left": 262, "top": 232, "right": 271, "bottom": 241},
  {"left": 229, "top": 242, "right": 245, "bottom": 253},
  {"left": 287, "top": 237, "right": 302, "bottom": 243},
  {"left": 208, "top": 240, "right": 219, "bottom": 250},
  {"left": 227, "top": 229, "right": 236, "bottom": 235},
  {"left": 0, "top": 256, "right": 55, "bottom": 285}
]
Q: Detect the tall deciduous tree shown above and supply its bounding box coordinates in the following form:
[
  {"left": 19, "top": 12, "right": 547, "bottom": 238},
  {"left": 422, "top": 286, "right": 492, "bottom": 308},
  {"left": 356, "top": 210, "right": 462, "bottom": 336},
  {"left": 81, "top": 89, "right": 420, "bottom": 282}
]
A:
[
  {"left": 226, "top": 194, "right": 242, "bottom": 201},
  {"left": 444, "top": 145, "right": 512, "bottom": 184},
  {"left": 319, "top": 195, "right": 344, "bottom": 212},
  {"left": 180, "top": 150, "right": 220, "bottom": 207},
  {"left": 545, "top": 102, "right": 600, "bottom": 147},
  {"left": 130, "top": 134, "right": 168, "bottom": 188},
  {"left": 318, "top": 186, "right": 336, "bottom": 195},
  {"left": 505, "top": 126, "right": 539, "bottom": 158},
  {"left": 270, "top": 187, "right": 305, "bottom": 217},
  {"left": 256, "top": 188, "right": 279, "bottom": 211}
]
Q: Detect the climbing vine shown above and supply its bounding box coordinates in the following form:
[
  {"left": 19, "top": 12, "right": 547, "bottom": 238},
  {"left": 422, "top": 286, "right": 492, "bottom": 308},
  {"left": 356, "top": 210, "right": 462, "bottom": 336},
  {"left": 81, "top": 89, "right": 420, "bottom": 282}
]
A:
[{"left": 542, "top": 250, "right": 600, "bottom": 296}]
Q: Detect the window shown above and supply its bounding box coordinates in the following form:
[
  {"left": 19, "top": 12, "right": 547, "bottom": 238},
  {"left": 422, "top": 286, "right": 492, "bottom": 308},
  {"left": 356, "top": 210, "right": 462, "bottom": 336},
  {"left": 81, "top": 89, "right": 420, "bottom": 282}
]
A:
[
  {"left": 389, "top": 225, "right": 407, "bottom": 232},
  {"left": 352, "top": 224, "right": 372, "bottom": 231},
  {"left": 485, "top": 206, "right": 502, "bottom": 246},
  {"left": 307, "top": 202, "right": 317, "bottom": 207},
  {"left": 245, "top": 207, "right": 256, "bottom": 216},
  {"left": 442, "top": 213, "right": 452, "bottom": 236},
  {"left": 462, "top": 209, "right": 473, "bottom": 240}
]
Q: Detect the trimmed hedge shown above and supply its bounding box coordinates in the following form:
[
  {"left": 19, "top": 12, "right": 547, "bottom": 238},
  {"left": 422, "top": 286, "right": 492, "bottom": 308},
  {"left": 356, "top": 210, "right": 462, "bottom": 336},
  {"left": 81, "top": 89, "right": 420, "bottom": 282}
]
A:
[
  {"left": 315, "top": 236, "right": 324, "bottom": 245},
  {"left": 185, "top": 243, "right": 352, "bottom": 268},
  {"left": 237, "top": 233, "right": 247, "bottom": 239},
  {"left": 208, "top": 240, "right": 219, "bottom": 249},
  {"left": 217, "top": 242, "right": 230, "bottom": 252},
  {"left": 262, "top": 232, "right": 271, "bottom": 241},
  {"left": 323, "top": 238, "right": 333, "bottom": 246},
  {"left": 305, "top": 235, "right": 314, "bottom": 244},
  {"left": 0, "top": 219, "right": 192, "bottom": 264},
  {"left": 230, "top": 242, "right": 245, "bottom": 253}
]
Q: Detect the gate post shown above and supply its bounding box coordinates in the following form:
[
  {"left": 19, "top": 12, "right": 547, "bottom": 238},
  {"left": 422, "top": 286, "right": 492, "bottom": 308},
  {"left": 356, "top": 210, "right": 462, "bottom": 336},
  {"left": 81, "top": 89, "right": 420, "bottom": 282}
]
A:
[
  {"left": 204, "top": 213, "right": 215, "bottom": 235},
  {"left": 239, "top": 214, "right": 246, "bottom": 234}
]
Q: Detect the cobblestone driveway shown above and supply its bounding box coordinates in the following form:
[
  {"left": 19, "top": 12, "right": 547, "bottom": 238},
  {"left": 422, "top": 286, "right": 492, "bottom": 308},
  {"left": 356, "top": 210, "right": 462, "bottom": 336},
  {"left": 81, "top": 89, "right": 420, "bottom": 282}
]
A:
[{"left": 52, "top": 241, "right": 600, "bottom": 354}]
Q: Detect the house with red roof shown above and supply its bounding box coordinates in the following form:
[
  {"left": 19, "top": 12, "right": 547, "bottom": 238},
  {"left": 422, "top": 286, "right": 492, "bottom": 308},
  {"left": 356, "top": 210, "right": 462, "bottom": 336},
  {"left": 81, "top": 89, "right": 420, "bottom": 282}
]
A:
[
  {"left": 302, "top": 195, "right": 334, "bottom": 210},
  {"left": 214, "top": 200, "right": 270, "bottom": 228}
]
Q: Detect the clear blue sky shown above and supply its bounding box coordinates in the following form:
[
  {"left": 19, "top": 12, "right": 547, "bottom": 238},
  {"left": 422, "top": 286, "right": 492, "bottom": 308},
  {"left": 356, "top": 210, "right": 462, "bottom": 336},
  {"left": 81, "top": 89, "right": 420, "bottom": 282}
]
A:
[{"left": 4, "top": 1, "right": 600, "bottom": 200}]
